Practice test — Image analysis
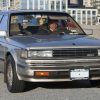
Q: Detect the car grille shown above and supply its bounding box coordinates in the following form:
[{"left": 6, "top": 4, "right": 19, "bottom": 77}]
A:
[{"left": 53, "top": 48, "right": 98, "bottom": 58}]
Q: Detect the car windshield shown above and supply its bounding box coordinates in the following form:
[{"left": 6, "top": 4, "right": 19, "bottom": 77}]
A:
[{"left": 10, "top": 12, "right": 85, "bottom": 36}]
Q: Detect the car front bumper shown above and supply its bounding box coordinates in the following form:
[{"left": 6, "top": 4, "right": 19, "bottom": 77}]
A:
[{"left": 17, "top": 58, "right": 100, "bottom": 82}]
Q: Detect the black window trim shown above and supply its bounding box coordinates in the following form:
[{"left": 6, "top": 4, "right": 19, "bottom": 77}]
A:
[{"left": 0, "top": 14, "right": 4, "bottom": 23}]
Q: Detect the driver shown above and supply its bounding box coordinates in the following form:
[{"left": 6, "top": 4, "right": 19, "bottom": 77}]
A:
[
  {"left": 38, "top": 19, "right": 58, "bottom": 34},
  {"left": 39, "top": 19, "right": 71, "bottom": 35},
  {"left": 48, "top": 20, "right": 58, "bottom": 33},
  {"left": 48, "top": 20, "right": 71, "bottom": 34}
]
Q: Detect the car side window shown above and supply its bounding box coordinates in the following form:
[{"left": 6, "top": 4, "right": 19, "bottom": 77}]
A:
[{"left": 0, "top": 15, "right": 8, "bottom": 31}]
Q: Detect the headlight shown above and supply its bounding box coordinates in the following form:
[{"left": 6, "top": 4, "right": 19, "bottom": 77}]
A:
[
  {"left": 98, "top": 49, "right": 100, "bottom": 56},
  {"left": 15, "top": 49, "right": 28, "bottom": 59},
  {"left": 28, "top": 50, "right": 53, "bottom": 58},
  {"left": 16, "top": 49, "right": 53, "bottom": 59}
]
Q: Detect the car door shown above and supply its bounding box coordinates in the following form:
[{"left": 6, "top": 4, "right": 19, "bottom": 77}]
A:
[{"left": 0, "top": 14, "right": 9, "bottom": 72}]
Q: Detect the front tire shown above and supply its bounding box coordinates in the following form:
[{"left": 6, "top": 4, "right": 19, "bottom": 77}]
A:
[{"left": 6, "top": 55, "right": 25, "bottom": 93}]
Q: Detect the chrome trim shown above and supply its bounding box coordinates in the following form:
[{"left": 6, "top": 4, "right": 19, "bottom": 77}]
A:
[
  {"left": 18, "top": 76, "right": 100, "bottom": 82},
  {"left": 25, "top": 58, "right": 100, "bottom": 64},
  {"left": 91, "top": 77, "right": 100, "bottom": 80},
  {"left": 19, "top": 77, "right": 71, "bottom": 82},
  {"left": 27, "top": 46, "right": 100, "bottom": 50},
  {"left": 30, "top": 69, "right": 69, "bottom": 71},
  {"left": 90, "top": 68, "right": 100, "bottom": 70}
]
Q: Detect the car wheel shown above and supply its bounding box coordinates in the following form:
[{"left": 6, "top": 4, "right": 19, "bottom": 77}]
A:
[{"left": 6, "top": 55, "right": 25, "bottom": 93}]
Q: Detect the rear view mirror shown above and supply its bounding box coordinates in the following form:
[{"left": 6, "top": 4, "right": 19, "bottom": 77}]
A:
[
  {"left": 83, "top": 29, "right": 93, "bottom": 35},
  {"left": 0, "top": 31, "right": 7, "bottom": 37}
]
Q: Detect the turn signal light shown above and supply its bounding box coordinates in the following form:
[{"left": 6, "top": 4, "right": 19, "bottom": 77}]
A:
[{"left": 35, "top": 71, "right": 49, "bottom": 77}]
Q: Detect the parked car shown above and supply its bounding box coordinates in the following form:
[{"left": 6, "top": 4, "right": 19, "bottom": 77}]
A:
[{"left": 0, "top": 10, "right": 100, "bottom": 93}]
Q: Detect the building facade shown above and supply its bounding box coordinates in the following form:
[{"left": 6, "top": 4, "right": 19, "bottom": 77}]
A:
[
  {"left": 91, "top": 0, "right": 100, "bottom": 14},
  {"left": 0, "top": 0, "right": 8, "bottom": 10},
  {"left": 83, "top": 0, "right": 93, "bottom": 7},
  {"left": 0, "top": 0, "right": 98, "bottom": 25},
  {"left": 0, "top": 0, "right": 19, "bottom": 10},
  {"left": 20, "top": 0, "right": 98, "bottom": 25},
  {"left": 68, "top": 0, "right": 84, "bottom": 8},
  {"left": 20, "top": 0, "right": 68, "bottom": 12},
  {"left": 68, "top": 8, "right": 97, "bottom": 25}
]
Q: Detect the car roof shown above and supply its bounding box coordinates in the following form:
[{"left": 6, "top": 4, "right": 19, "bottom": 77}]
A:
[{"left": 0, "top": 10, "right": 69, "bottom": 15}]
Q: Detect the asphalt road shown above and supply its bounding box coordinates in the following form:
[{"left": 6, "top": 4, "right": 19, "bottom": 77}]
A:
[{"left": 0, "top": 73, "right": 100, "bottom": 100}]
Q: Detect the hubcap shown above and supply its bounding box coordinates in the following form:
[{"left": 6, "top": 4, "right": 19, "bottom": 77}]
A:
[{"left": 7, "top": 63, "right": 13, "bottom": 87}]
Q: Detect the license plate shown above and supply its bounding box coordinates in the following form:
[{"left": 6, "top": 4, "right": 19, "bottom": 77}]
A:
[{"left": 70, "top": 69, "right": 89, "bottom": 80}]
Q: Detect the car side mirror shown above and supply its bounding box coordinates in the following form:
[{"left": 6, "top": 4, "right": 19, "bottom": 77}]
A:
[
  {"left": 0, "top": 31, "right": 7, "bottom": 37},
  {"left": 83, "top": 29, "right": 93, "bottom": 35}
]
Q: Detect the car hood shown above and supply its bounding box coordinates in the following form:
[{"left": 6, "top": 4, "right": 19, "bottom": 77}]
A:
[{"left": 11, "top": 35, "right": 100, "bottom": 48}]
